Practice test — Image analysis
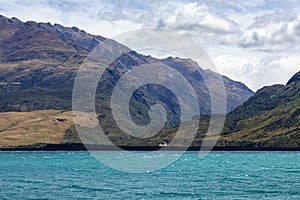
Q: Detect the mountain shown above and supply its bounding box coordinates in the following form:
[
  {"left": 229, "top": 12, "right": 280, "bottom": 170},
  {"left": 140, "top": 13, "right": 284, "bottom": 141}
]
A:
[
  {"left": 2, "top": 15, "right": 298, "bottom": 150},
  {"left": 0, "top": 15, "right": 253, "bottom": 115},
  {"left": 218, "top": 71, "right": 300, "bottom": 149},
  {"left": 0, "top": 15, "right": 255, "bottom": 148}
]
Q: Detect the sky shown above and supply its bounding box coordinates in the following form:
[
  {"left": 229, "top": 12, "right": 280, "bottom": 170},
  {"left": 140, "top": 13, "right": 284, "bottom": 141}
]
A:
[{"left": 0, "top": 0, "right": 299, "bottom": 91}]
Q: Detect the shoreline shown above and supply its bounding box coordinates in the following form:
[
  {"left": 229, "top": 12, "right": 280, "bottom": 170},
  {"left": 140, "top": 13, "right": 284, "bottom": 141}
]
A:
[{"left": 0, "top": 143, "right": 300, "bottom": 151}]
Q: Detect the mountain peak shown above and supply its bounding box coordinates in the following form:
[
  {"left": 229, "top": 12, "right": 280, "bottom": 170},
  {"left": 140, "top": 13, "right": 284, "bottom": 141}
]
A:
[
  {"left": 0, "top": 15, "right": 22, "bottom": 26},
  {"left": 287, "top": 71, "right": 300, "bottom": 85},
  {"left": 24, "top": 21, "right": 37, "bottom": 26},
  {"left": 0, "top": 14, "right": 7, "bottom": 19}
]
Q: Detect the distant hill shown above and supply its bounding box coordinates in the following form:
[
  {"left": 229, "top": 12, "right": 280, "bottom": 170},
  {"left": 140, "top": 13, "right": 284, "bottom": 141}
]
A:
[{"left": 218, "top": 71, "right": 300, "bottom": 149}]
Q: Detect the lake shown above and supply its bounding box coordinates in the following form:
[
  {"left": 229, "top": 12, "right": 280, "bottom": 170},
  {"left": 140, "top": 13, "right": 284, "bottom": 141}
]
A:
[{"left": 0, "top": 151, "right": 299, "bottom": 199}]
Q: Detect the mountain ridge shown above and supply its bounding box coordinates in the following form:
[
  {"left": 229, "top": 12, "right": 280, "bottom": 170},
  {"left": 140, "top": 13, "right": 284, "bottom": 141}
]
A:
[{"left": 0, "top": 15, "right": 254, "bottom": 115}]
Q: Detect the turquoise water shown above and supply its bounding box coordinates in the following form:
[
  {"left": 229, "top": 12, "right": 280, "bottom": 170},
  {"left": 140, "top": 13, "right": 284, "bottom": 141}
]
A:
[{"left": 0, "top": 151, "right": 299, "bottom": 199}]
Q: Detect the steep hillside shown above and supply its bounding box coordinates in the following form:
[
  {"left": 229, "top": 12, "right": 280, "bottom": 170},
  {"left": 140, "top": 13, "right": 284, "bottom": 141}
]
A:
[{"left": 219, "top": 71, "right": 300, "bottom": 149}]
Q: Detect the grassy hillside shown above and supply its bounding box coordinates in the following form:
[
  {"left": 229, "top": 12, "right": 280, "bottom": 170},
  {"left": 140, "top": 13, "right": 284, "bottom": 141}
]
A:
[
  {"left": 219, "top": 71, "right": 300, "bottom": 148},
  {"left": 0, "top": 110, "right": 80, "bottom": 147}
]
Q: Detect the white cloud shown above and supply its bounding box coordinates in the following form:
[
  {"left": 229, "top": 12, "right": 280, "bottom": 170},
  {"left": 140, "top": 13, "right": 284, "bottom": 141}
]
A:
[
  {"left": 239, "top": 11, "right": 300, "bottom": 51},
  {"left": 213, "top": 51, "right": 300, "bottom": 91},
  {"left": 157, "top": 3, "right": 239, "bottom": 34}
]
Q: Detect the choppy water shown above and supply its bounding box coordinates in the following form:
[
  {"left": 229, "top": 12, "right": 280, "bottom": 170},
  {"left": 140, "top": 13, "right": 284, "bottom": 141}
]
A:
[{"left": 0, "top": 151, "right": 299, "bottom": 199}]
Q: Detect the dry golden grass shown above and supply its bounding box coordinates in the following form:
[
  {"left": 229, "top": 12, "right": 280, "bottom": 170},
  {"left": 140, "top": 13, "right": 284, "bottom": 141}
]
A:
[{"left": 0, "top": 110, "right": 97, "bottom": 147}]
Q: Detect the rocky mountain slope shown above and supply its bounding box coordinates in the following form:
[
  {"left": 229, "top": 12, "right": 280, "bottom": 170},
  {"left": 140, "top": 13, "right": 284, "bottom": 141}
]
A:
[{"left": 0, "top": 15, "right": 253, "bottom": 117}]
